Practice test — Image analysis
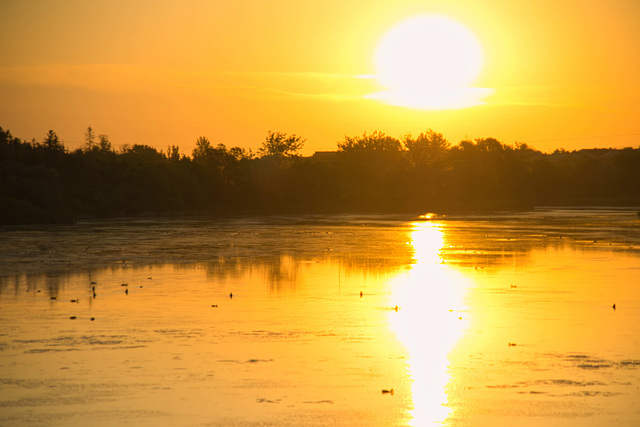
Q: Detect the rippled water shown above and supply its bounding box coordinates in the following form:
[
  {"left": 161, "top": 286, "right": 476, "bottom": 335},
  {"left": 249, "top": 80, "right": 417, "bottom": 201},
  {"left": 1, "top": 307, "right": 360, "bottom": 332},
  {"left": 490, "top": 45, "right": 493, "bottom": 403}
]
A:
[{"left": 1, "top": 209, "right": 639, "bottom": 426}]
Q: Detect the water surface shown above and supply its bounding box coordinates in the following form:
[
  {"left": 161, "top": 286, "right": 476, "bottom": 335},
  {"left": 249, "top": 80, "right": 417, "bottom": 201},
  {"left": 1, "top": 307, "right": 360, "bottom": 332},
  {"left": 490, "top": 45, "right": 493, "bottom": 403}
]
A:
[{"left": 1, "top": 209, "right": 639, "bottom": 426}]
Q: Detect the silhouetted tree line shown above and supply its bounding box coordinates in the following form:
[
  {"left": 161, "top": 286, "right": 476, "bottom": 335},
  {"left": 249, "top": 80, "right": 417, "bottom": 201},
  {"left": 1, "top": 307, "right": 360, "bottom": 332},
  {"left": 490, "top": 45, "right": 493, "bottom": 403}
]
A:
[{"left": 1, "top": 125, "right": 639, "bottom": 224}]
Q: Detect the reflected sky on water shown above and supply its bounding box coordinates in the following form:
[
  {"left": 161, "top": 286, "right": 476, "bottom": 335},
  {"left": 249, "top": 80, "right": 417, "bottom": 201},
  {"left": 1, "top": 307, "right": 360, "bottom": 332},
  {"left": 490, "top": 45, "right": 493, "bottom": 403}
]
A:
[{"left": 1, "top": 210, "right": 640, "bottom": 426}]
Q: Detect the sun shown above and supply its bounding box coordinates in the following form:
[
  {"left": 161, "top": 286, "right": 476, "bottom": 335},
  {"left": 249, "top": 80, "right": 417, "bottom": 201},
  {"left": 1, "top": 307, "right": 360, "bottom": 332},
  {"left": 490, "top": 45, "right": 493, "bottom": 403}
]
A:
[{"left": 366, "top": 14, "right": 493, "bottom": 110}]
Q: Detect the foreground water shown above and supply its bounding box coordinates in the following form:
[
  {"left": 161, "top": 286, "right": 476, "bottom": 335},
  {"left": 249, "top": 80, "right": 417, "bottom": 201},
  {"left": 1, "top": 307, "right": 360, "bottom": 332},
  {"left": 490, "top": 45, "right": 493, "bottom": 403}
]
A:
[{"left": 1, "top": 209, "right": 639, "bottom": 426}]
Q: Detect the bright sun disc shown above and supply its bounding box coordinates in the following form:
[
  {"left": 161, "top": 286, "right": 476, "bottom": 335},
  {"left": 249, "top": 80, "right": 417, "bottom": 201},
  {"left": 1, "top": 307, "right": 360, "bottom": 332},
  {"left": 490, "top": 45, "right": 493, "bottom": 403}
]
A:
[{"left": 368, "top": 14, "right": 493, "bottom": 110}]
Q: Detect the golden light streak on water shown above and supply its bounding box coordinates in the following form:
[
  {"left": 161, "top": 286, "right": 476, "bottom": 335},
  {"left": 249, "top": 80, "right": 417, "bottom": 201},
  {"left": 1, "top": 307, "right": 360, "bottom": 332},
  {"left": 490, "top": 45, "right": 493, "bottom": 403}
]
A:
[{"left": 390, "top": 222, "right": 471, "bottom": 426}]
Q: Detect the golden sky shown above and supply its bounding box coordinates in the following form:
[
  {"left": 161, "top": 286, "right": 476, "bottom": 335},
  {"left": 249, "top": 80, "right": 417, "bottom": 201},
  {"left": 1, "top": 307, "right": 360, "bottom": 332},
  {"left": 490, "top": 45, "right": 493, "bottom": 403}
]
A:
[{"left": 1, "top": 0, "right": 639, "bottom": 155}]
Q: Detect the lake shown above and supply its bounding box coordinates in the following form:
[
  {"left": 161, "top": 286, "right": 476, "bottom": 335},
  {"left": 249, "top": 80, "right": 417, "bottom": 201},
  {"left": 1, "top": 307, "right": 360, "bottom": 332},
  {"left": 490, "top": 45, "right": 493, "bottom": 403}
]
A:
[{"left": 1, "top": 209, "right": 639, "bottom": 426}]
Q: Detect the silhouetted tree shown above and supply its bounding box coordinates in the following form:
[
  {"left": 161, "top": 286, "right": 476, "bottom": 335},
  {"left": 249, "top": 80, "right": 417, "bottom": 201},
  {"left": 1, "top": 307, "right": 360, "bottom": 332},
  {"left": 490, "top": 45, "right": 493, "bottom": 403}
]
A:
[
  {"left": 475, "top": 137, "right": 504, "bottom": 152},
  {"left": 403, "top": 129, "right": 449, "bottom": 166},
  {"left": 167, "top": 145, "right": 181, "bottom": 162},
  {"left": 43, "top": 130, "right": 65, "bottom": 153},
  {"left": 337, "top": 130, "right": 402, "bottom": 153},
  {"left": 98, "top": 134, "right": 112, "bottom": 152},
  {"left": 84, "top": 126, "right": 96, "bottom": 151},
  {"left": 336, "top": 131, "right": 409, "bottom": 211},
  {"left": 258, "top": 131, "right": 305, "bottom": 158},
  {"left": 229, "top": 146, "right": 253, "bottom": 160},
  {"left": 192, "top": 136, "right": 213, "bottom": 160}
]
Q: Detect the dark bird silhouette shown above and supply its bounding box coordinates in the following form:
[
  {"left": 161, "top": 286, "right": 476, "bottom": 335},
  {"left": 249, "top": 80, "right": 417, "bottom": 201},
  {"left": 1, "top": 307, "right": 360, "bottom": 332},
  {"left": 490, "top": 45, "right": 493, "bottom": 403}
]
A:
[
  {"left": 229, "top": 292, "right": 233, "bottom": 299},
  {"left": 612, "top": 303, "right": 616, "bottom": 310},
  {"left": 360, "top": 291, "right": 363, "bottom": 298},
  {"left": 125, "top": 288, "right": 128, "bottom": 295}
]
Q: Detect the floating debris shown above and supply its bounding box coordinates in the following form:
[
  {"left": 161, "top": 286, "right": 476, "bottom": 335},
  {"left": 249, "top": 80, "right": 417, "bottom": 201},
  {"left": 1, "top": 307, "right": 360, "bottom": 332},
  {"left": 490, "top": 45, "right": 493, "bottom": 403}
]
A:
[
  {"left": 246, "top": 359, "right": 274, "bottom": 363},
  {"left": 69, "top": 316, "right": 77, "bottom": 320},
  {"left": 508, "top": 342, "right": 517, "bottom": 347},
  {"left": 255, "top": 398, "right": 281, "bottom": 404},
  {"left": 620, "top": 359, "right": 640, "bottom": 368},
  {"left": 381, "top": 389, "right": 395, "bottom": 395}
]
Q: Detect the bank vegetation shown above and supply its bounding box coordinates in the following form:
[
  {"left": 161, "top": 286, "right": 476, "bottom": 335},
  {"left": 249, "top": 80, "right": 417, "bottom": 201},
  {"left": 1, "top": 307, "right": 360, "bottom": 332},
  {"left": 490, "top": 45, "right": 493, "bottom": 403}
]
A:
[{"left": 2, "top": 126, "right": 639, "bottom": 224}]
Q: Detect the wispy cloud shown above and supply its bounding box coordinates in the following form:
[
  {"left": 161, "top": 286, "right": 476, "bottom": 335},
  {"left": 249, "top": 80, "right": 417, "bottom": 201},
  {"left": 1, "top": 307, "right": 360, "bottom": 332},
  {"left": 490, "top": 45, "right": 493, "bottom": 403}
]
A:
[
  {"left": 0, "top": 64, "right": 160, "bottom": 93},
  {"left": 365, "top": 87, "right": 494, "bottom": 110},
  {"left": 0, "top": 64, "right": 377, "bottom": 101},
  {"left": 174, "top": 70, "right": 379, "bottom": 100},
  {"left": 481, "top": 84, "right": 638, "bottom": 109}
]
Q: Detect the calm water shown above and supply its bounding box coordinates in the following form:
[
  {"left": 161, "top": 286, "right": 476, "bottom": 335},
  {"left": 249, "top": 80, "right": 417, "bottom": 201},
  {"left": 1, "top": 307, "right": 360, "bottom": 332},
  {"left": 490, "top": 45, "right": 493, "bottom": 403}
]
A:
[{"left": 1, "top": 209, "right": 639, "bottom": 426}]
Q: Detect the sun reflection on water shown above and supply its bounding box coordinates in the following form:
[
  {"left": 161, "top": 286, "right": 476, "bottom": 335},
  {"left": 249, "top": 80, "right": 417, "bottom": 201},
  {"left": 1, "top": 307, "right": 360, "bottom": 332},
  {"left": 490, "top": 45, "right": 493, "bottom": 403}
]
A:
[{"left": 390, "top": 222, "right": 471, "bottom": 426}]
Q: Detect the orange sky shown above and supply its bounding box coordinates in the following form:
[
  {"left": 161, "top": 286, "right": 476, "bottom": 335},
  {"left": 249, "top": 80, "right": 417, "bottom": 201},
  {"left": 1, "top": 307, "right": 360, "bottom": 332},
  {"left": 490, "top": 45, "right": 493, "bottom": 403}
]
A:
[{"left": 1, "top": 0, "right": 639, "bottom": 155}]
